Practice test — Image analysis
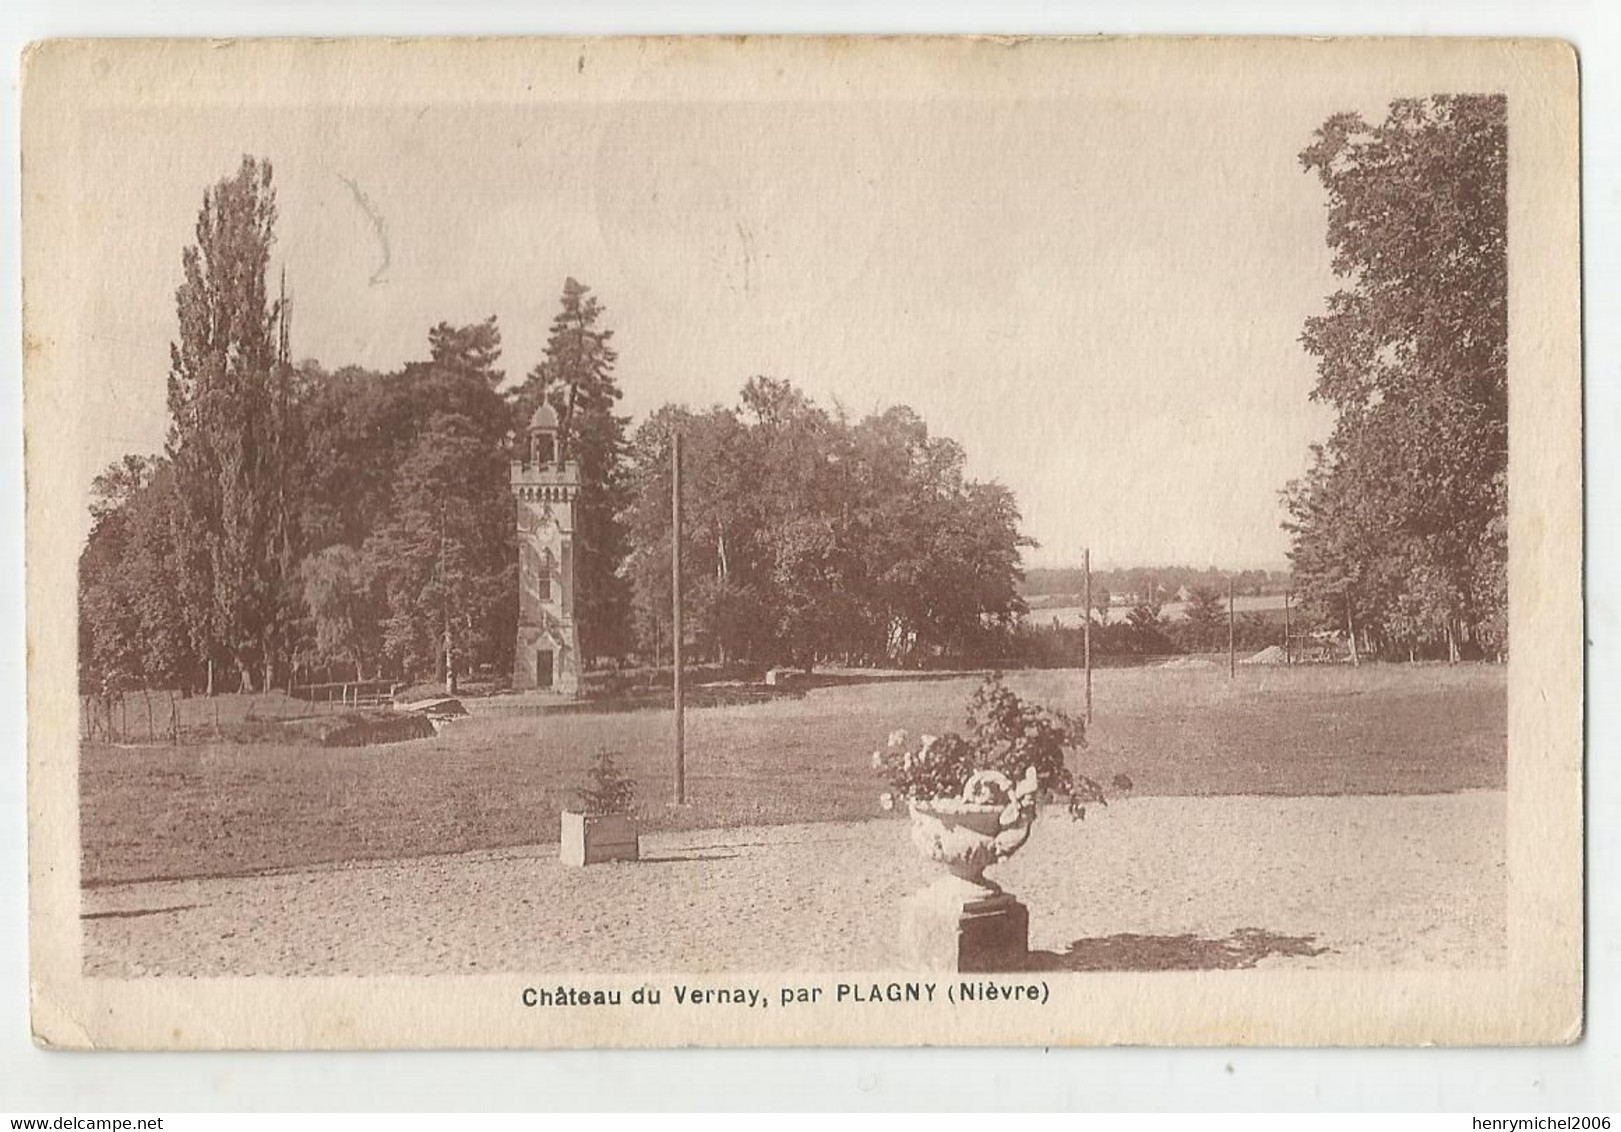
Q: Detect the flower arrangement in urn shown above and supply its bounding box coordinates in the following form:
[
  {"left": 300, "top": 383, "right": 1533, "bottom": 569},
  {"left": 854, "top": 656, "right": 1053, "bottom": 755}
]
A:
[
  {"left": 873, "top": 675, "right": 1106, "bottom": 888},
  {"left": 874, "top": 675, "right": 1110, "bottom": 970},
  {"left": 560, "top": 749, "right": 640, "bottom": 867}
]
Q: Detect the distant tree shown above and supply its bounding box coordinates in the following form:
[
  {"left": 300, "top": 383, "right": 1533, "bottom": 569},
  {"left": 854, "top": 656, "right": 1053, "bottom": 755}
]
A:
[
  {"left": 366, "top": 411, "right": 515, "bottom": 689},
  {"left": 623, "top": 378, "right": 1031, "bottom": 668},
  {"left": 79, "top": 458, "right": 155, "bottom": 690},
  {"left": 362, "top": 322, "right": 517, "bottom": 687},
  {"left": 296, "top": 362, "right": 396, "bottom": 552},
  {"left": 299, "top": 544, "right": 381, "bottom": 680},
  {"left": 79, "top": 458, "right": 194, "bottom": 692},
  {"left": 1182, "top": 585, "right": 1226, "bottom": 649},
  {"left": 87, "top": 455, "right": 154, "bottom": 529},
  {"left": 1091, "top": 586, "right": 1111, "bottom": 624},
  {"left": 1283, "top": 443, "right": 1378, "bottom": 663},
  {"left": 624, "top": 404, "right": 769, "bottom": 665},
  {"left": 513, "top": 279, "right": 632, "bottom": 661},
  {"left": 1126, "top": 600, "right": 1162, "bottom": 632},
  {"left": 738, "top": 377, "right": 848, "bottom": 663}
]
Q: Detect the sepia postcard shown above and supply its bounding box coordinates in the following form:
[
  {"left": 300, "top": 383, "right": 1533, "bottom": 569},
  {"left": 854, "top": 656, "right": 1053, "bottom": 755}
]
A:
[{"left": 22, "top": 35, "right": 1582, "bottom": 1049}]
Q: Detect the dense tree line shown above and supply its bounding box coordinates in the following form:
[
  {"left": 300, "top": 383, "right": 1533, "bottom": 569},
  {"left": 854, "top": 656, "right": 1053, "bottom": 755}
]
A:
[
  {"left": 78, "top": 156, "right": 1036, "bottom": 693},
  {"left": 1285, "top": 95, "right": 1508, "bottom": 662},
  {"left": 78, "top": 158, "right": 632, "bottom": 693},
  {"left": 83, "top": 316, "right": 525, "bottom": 692},
  {"left": 622, "top": 378, "right": 1032, "bottom": 669}
]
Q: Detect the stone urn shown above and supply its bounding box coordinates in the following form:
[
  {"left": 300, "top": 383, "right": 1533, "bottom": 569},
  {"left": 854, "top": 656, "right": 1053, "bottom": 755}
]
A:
[{"left": 901, "top": 768, "right": 1039, "bottom": 972}]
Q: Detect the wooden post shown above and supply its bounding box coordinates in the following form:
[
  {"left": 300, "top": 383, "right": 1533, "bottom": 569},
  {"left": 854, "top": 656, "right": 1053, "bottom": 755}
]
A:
[
  {"left": 1083, "top": 547, "right": 1093, "bottom": 725},
  {"left": 672, "top": 432, "right": 686, "bottom": 805},
  {"left": 1227, "top": 577, "right": 1236, "bottom": 679},
  {"left": 1283, "top": 589, "right": 1292, "bottom": 666}
]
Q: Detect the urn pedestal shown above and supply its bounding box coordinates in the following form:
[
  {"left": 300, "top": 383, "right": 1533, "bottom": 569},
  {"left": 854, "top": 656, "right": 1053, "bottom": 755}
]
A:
[
  {"left": 900, "top": 777, "right": 1036, "bottom": 973},
  {"left": 901, "top": 874, "right": 1030, "bottom": 973}
]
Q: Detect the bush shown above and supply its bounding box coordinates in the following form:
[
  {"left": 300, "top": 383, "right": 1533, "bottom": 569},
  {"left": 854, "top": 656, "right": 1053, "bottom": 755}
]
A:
[
  {"left": 573, "top": 749, "right": 638, "bottom": 816},
  {"left": 318, "top": 712, "right": 435, "bottom": 747}
]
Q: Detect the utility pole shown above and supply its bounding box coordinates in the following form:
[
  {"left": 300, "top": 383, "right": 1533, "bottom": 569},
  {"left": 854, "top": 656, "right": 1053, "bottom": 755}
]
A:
[
  {"left": 1083, "top": 547, "right": 1093, "bottom": 724},
  {"left": 440, "top": 498, "right": 456, "bottom": 695},
  {"left": 671, "top": 432, "right": 686, "bottom": 805},
  {"left": 1228, "top": 576, "right": 1236, "bottom": 679},
  {"left": 1283, "top": 589, "right": 1292, "bottom": 666}
]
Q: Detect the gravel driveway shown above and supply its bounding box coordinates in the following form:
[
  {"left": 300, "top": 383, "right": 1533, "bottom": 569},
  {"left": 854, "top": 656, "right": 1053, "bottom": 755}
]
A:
[{"left": 82, "top": 792, "right": 1504, "bottom": 976}]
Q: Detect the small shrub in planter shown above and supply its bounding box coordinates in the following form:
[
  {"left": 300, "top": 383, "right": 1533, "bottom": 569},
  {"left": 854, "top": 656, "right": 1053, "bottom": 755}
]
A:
[{"left": 560, "top": 750, "right": 640, "bottom": 866}]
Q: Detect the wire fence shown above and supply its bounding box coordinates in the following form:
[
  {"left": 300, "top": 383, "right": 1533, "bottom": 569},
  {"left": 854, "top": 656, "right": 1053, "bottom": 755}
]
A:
[{"left": 78, "top": 684, "right": 395, "bottom": 746}]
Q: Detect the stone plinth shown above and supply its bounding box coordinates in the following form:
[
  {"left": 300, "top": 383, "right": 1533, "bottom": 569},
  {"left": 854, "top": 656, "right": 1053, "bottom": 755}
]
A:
[{"left": 900, "top": 874, "right": 1029, "bottom": 972}]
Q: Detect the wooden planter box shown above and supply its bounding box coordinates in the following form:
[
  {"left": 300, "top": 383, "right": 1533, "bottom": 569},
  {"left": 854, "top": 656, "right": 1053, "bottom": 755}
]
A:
[{"left": 560, "top": 811, "right": 640, "bottom": 867}]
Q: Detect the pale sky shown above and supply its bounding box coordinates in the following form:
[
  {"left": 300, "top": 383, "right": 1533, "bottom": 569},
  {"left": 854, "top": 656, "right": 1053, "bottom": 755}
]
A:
[{"left": 72, "top": 90, "right": 1363, "bottom": 569}]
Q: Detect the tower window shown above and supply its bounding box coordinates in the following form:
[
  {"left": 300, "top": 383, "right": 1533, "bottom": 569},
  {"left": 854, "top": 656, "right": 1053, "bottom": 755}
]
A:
[
  {"left": 537, "top": 547, "right": 555, "bottom": 601},
  {"left": 533, "top": 432, "right": 556, "bottom": 467}
]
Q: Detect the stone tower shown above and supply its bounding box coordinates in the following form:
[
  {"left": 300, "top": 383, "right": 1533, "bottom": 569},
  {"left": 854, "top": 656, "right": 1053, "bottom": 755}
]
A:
[{"left": 511, "top": 402, "right": 581, "bottom": 695}]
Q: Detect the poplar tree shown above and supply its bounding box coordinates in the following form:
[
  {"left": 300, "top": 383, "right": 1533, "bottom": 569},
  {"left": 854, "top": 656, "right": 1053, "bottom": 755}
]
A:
[{"left": 164, "top": 156, "right": 287, "bottom": 692}]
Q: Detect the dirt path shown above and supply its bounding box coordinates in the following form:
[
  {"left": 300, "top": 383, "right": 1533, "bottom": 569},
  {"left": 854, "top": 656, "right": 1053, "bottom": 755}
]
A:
[{"left": 82, "top": 792, "right": 1504, "bottom": 976}]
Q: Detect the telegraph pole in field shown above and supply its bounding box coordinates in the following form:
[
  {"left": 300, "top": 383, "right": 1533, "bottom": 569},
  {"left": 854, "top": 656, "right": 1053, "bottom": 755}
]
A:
[
  {"left": 1083, "top": 547, "right": 1093, "bottom": 724},
  {"left": 1228, "top": 576, "right": 1236, "bottom": 679},
  {"left": 1284, "top": 589, "right": 1292, "bottom": 666},
  {"left": 671, "top": 432, "right": 686, "bottom": 805}
]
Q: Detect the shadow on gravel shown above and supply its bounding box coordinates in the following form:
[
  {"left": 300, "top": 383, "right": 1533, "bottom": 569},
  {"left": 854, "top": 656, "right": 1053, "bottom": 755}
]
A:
[
  {"left": 81, "top": 904, "right": 202, "bottom": 921},
  {"left": 637, "top": 851, "right": 741, "bottom": 864},
  {"left": 1027, "top": 927, "right": 1330, "bottom": 971}
]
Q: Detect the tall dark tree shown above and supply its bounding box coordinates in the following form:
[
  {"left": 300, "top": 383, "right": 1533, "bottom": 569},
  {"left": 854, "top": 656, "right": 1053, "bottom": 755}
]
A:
[
  {"left": 429, "top": 317, "right": 505, "bottom": 385},
  {"left": 363, "top": 322, "right": 517, "bottom": 686},
  {"left": 164, "top": 155, "right": 288, "bottom": 692},
  {"left": 1288, "top": 95, "right": 1507, "bottom": 660},
  {"left": 365, "top": 412, "right": 514, "bottom": 687},
  {"left": 513, "top": 279, "right": 632, "bottom": 661}
]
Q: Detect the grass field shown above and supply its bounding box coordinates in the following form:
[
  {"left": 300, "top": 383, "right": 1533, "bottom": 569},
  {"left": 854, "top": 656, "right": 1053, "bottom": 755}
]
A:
[{"left": 79, "top": 664, "right": 1506, "bottom": 887}]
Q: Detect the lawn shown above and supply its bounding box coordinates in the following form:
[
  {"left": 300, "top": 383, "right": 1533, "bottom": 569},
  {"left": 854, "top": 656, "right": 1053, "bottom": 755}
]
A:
[{"left": 79, "top": 663, "right": 1506, "bottom": 886}]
